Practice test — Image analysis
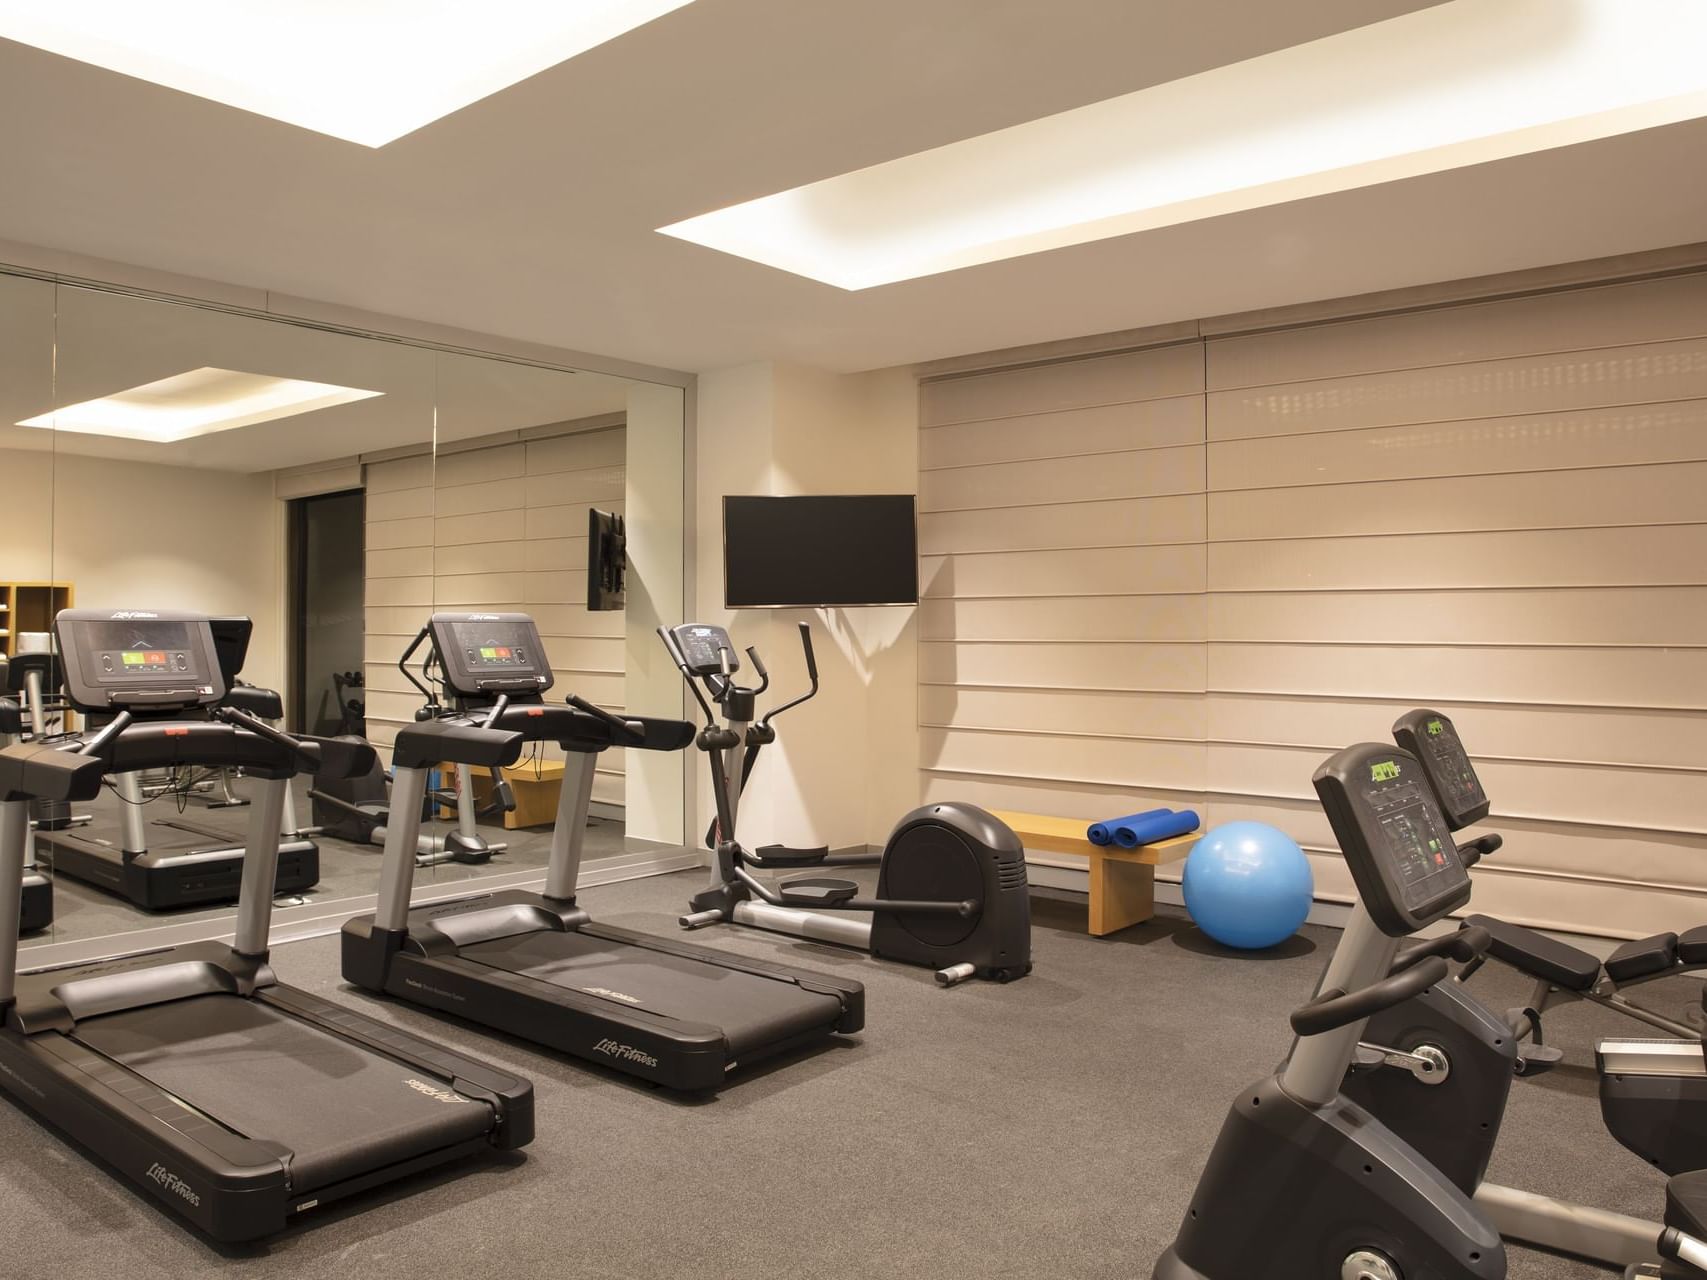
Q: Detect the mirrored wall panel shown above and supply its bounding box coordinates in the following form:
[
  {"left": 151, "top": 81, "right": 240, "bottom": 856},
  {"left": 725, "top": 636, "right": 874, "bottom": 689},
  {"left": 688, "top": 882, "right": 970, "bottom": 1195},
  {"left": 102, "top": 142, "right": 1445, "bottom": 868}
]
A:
[{"left": 4, "top": 268, "right": 686, "bottom": 955}]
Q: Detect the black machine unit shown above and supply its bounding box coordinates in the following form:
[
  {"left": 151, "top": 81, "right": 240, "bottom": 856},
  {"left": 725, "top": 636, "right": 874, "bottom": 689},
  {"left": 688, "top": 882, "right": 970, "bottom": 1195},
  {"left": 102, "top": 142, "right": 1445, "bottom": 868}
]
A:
[
  {"left": 0, "top": 609, "right": 532, "bottom": 1242},
  {"left": 342, "top": 611, "right": 864, "bottom": 1092},
  {"left": 1155, "top": 739, "right": 1502, "bottom": 1280},
  {"left": 0, "top": 686, "right": 52, "bottom": 932},
  {"left": 1339, "top": 709, "right": 1707, "bottom": 1273},
  {"left": 668, "top": 621, "right": 1031, "bottom": 986},
  {"left": 35, "top": 614, "right": 318, "bottom": 909}
]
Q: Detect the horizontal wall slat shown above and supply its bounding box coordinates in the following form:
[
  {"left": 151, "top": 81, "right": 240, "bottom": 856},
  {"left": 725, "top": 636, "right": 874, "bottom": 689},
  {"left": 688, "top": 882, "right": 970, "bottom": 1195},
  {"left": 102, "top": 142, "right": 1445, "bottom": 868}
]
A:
[
  {"left": 1209, "top": 461, "right": 1707, "bottom": 541},
  {"left": 922, "top": 545, "right": 1205, "bottom": 597},
  {"left": 920, "top": 343, "right": 1202, "bottom": 426},
  {"left": 1205, "top": 694, "right": 1707, "bottom": 771},
  {"left": 1210, "top": 337, "right": 1707, "bottom": 441},
  {"left": 1208, "top": 525, "right": 1707, "bottom": 592},
  {"left": 1207, "top": 643, "right": 1707, "bottom": 710},
  {"left": 1208, "top": 587, "right": 1707, "bottom": 647},
  {"left": 1208, "top": 401, "right": 1707, "bottom": 490},
  {"left": 920, "top": 395, "right": 1203, "bottom": 468},
  {"left": 920, "top": 686, "right": 1204, "bottom": 742},
  {"left": 920, "top": 444, "right": 1203, "bottom": 511},
  {"left": 919, "top": 595, "right": 1205, "bottom": 643},
  {"left": 920, "top": 494, "right": 1204, "bottom": 555},
  {"left": 921, "top": 641, "right": 1204, "bottom": 692},
  {"left": 1207, "top": 273, "right": 1707, "bottom": 391},
  {"left": 922, "top": 727, "right": 1205, "bottom": 794}
]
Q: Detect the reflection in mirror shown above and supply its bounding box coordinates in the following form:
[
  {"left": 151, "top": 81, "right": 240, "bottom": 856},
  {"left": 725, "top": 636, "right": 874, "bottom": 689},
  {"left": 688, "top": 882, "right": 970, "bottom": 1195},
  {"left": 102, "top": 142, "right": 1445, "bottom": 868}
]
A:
[
  {"left": 38, "top": 284, "right": 435, "bottom": 947},
  {"left": 0, "top": 271, "right": 58, "bottom": 944},
  {"left": 416, "top": 353, "right": 675, "bottom": 887}
]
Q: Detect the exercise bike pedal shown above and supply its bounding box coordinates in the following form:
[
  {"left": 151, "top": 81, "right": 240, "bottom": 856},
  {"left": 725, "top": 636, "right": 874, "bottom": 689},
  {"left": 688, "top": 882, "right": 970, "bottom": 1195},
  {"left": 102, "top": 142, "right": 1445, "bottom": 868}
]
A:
[
  {"left": 751, "top": 843, "right": 831, "bottom": 868},
  {"left": 1514, "top": 1043, "right": 1565, "bottom": 1077},
  {"left": 777, "top": 876, "right": 859, "bottom": 906}
]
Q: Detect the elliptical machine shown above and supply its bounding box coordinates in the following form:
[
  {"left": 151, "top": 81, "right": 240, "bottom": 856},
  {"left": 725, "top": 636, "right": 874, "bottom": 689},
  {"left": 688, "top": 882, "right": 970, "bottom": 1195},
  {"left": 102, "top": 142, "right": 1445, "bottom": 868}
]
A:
[
  {"left": 662, "top": 620, "right": 1031, "bottom": 986},
  {"left": 308, "top": 626, "right": 512, "bottom": 865}
]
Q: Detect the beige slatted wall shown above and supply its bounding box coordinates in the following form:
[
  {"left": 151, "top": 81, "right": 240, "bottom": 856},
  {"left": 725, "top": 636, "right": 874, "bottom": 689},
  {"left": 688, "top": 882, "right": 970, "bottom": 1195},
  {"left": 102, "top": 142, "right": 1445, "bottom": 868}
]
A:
[
  {"left": 434, "top": 426, "right": 628, "bottom": 808},
  {"left": 363, "top": 425, "right": 628, "bottom": 807},
  {"left": 364, "top": 452, "right": 436, "bottom": 758},
  {"left": 919, "top": 271, "right": 1707, "bottom": 939}
]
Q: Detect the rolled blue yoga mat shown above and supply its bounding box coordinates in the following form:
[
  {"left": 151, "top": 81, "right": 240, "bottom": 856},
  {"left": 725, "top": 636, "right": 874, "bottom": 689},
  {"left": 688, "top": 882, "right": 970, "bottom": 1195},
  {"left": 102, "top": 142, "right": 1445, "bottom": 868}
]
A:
[
  {"left": 1088, "top": 808, "right": 1170, "bottom": 846},
  {"left": 1112, "top": 808, "right": 1201, "bottom": 848}
]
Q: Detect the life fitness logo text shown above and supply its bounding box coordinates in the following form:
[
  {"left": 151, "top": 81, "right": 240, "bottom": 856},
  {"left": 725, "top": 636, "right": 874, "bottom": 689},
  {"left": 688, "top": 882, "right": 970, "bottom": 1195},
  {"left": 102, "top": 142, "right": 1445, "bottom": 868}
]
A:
[
  {"left": 145, "top": 1163, "right": 201, "bottom": 1206},
  {"left": 110, "top": 611, "right": 159, "bottom": 619},
  {"left": 404, "top": 1078, "right": 465, "bottom": 1104},
  {"left": 592, "top": 1039, "right": 659, "bottom": 1068}
]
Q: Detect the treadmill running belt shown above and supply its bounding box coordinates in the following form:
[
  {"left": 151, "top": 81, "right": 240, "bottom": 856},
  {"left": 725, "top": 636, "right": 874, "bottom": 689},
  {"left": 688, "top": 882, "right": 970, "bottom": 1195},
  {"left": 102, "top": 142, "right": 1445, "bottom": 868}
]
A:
[
  {"left": 75, "top": 995, "right": 492, "bottom": 1193},
  {"left": 460, "top": 931, "right": 843, "bottom": 1056}
]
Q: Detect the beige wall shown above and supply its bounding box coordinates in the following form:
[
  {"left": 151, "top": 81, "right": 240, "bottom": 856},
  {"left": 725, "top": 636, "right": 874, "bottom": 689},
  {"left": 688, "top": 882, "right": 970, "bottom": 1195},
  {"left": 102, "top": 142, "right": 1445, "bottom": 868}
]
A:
[
  {"left": 361, "top": 427, "right": 629, "bottom": 805},
  {"left": 691, "top": 362, "right": 919, "bottom": 852},
  {"left": 0, "top": 447, "right": 284, "bottom": 688},
  {"left": 918, "top": 270, "right": 1707, "bottom": 940}
]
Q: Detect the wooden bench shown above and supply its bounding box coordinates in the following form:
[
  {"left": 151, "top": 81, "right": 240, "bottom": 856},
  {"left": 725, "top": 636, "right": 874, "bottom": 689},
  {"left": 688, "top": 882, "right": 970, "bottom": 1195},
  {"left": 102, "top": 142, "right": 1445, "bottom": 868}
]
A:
[{"left": 989, "top": 809, "right": 1197, "bottom": 937}]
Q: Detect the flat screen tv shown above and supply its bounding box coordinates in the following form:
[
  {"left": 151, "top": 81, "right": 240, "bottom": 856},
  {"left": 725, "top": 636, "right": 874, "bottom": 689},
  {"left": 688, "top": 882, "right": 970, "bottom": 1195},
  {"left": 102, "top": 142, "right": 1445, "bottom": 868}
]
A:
[
  {"left": 723, "top": 494, "right": 918, "bottom": 609},
  {"left": 587, "top": 508, "right": 626, "bottom": 611}
]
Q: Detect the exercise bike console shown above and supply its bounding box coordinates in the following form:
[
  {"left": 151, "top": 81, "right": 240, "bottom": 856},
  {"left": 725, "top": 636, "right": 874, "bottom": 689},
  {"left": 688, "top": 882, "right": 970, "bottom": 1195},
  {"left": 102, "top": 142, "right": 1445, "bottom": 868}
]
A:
[{"left": 1314, "top": 743, "right": 1473, "bottom": 938}]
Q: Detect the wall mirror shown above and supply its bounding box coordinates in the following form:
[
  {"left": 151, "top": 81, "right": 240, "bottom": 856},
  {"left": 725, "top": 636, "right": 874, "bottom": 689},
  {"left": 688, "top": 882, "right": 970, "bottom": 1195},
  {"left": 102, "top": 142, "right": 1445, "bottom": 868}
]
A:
[{"left": 3, "top": 268, "right": 688, "bottom": 958}]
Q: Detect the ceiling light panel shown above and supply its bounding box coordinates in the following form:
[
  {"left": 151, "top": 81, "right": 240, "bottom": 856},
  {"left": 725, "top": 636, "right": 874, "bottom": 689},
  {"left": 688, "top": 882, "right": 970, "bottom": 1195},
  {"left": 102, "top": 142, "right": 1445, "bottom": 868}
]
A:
[
  {"left": 20, "top": 367, "right": 384, "bottom": 442},
  {"left": 0, "top": 0, "right": 695, "bottom": 146},
  {"left": 660, "top": 0, "right": 1707, "bottom": 289}
]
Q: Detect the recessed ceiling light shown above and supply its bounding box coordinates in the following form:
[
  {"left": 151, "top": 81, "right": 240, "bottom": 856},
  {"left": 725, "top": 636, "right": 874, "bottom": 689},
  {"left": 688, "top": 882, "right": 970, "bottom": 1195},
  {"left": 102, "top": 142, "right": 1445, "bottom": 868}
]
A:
[
  {"left": 0, "top": 0, "right": 696, "bottom": 147},
  {"left": 19, "top": 367, "right": 384, "bottom": 442},
  {"left": 660, "top": 0, "right": 1707, "bottom": 289}
]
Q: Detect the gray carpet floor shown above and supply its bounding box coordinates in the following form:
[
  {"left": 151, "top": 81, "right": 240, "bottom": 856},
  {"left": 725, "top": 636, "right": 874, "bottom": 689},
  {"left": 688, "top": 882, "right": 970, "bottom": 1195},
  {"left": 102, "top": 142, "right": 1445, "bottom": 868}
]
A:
[{"left": 0, "top": 869, "right": 1684, "bottom": 1278}]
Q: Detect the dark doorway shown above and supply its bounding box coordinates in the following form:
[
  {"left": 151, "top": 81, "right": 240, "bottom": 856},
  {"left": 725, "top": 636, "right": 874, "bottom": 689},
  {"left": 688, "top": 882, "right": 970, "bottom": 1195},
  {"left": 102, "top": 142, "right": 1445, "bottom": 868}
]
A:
[{"left": 289, "top": 490, "right": 366, "bottom": 736}]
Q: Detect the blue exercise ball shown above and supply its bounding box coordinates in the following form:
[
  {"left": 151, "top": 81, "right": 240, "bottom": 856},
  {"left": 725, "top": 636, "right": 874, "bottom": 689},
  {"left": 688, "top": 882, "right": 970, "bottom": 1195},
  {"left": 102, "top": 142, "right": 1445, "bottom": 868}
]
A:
[{"left": 1182, "top": 821, "right": 1314, "bottom": 950}]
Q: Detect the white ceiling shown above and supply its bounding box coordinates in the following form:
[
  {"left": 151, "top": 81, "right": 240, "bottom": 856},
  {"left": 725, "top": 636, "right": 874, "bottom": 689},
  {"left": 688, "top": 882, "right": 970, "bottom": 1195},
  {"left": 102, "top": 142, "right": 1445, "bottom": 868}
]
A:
[{"left": 2, "top": 0, "right": 1705, "bottom": 374}]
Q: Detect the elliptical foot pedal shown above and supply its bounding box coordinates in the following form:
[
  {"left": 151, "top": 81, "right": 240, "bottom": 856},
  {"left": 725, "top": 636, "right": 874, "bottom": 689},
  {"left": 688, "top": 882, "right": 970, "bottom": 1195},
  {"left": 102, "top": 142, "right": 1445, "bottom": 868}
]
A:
[
  {"left": 753, "top": 844, "right": 831, "bottom": 868},
  {"left": 778, "top": 876, "right": 858, "bottom": 906}
]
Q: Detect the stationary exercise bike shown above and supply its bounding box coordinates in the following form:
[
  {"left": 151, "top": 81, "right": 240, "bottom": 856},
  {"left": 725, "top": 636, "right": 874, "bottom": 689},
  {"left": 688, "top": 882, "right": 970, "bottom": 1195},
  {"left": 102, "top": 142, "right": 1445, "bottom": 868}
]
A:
[
  {"left": 1342, "top": 710, "right": 1707, "bottom": 1276},
  {"left": 663, "top": 621, "right": 1032, "bottom": 986}
]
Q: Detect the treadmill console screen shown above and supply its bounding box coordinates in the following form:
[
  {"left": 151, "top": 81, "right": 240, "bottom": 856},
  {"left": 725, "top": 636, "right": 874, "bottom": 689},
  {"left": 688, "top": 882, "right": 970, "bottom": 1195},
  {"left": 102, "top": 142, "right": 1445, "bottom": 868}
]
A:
[
  {"left": 669, "top": 624, "right": 738, "bottom": 677},
  {"left": 1313, "top": 743, "right": 1472, "bottom": 937},
  {"left": 1392, "top": 709, "right": 1490, "bottom": 830},
  {"left": 430, "top": 613, "right": 552, "bottom": 696},
  {"left": 53, "top": 610, "right": 224, "bottom": 713}
]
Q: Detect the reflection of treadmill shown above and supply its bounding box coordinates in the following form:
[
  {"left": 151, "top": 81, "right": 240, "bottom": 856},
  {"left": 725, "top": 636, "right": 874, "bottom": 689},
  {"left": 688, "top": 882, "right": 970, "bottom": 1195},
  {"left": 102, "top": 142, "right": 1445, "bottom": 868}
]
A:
[
  {"left": 0, "top": 688, "right": 51, "bottom": 932},
  {"left": 343, "top": 612, "right": 864, "bottom": 1092},
  {"left": 35, "top": 615, "right": 319, "bottom": 910},
  {"left": 0, "top": 609, "right": 533, "bottom": 1242}
]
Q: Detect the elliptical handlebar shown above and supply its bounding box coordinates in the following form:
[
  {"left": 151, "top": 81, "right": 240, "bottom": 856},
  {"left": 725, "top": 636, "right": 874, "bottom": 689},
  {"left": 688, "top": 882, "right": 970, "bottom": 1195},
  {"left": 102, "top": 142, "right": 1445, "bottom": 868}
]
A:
[{"left": 757, "top": 623, "right": 820, "bottom": 731}]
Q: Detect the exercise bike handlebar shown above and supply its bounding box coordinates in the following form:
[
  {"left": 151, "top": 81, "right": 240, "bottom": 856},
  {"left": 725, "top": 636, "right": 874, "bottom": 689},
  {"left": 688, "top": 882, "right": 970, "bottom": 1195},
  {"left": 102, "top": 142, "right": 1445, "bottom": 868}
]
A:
[
  {"left": 1290, "top": 955, "right": 1449, "bottom": 1037},
  {"left": 1391, "top": 924, "right": 1490, "bottom": 973}
]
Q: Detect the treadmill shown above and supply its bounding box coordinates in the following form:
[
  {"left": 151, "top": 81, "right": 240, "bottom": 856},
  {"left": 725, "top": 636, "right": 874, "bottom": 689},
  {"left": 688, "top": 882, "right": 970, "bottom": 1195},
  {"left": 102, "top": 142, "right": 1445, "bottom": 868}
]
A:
[
  {"left": 36, "top": 616, "right": 320, "bottom": 909},
  {"left": 343, "top": 612, "right": 865, "bottom": 1092},
  {"left": 0, "top": 688, "right": 51, "bottom": 932},
  {"left": 0, "top": 609, "right": 533, "bottom": 1242}
]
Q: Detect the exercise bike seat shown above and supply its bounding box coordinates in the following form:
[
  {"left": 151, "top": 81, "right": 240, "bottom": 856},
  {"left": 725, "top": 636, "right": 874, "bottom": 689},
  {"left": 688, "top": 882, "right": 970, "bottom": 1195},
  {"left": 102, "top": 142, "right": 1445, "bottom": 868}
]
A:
[
  {"left": 1677, "top": 926, "right": 1707, "bottom": 967},
  {"left": 777, "top": 877, "right": 859, "bottom": 906},
  {"left": 1605, "top": 932, "right": 1681, "bottom": 983},
  {"left": 1465, "top": 913, "right": 1601, "bottom": 991},
  {"left": 751, "top": 844, "right": 831, "bottom": 868}
]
